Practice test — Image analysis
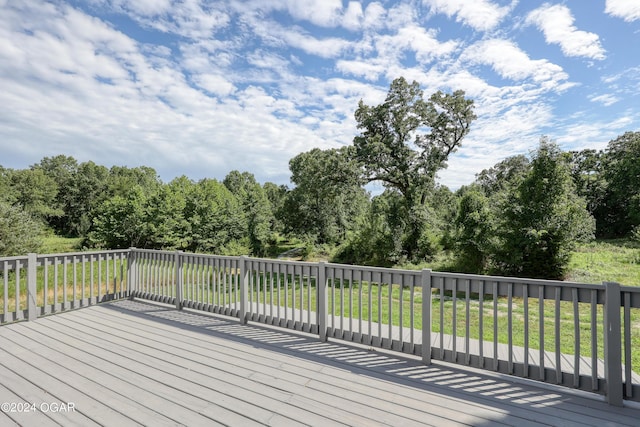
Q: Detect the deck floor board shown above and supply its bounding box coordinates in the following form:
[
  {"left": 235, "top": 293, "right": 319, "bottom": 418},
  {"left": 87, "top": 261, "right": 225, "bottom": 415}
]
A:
[{"left": 1, "top": 299, "right": 639, "bottom": 427}]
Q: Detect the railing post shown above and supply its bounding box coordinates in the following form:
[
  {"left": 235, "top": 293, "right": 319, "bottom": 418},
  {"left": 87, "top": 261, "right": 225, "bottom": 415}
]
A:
[
  {"left": 422, "top": 269, "right": 432, "bottom": 365},
  {"left": 239, "top": 256, "right": 248, "bottom": 325},
  {"left": 604, "top": 281, "right": 623, "bottom": 406},
  {"left": 175, "top": 251, "right": 184, "bottom": 310},
  {"left": 317, "top": 262, "right": 328, "bottom": 342},
  {"left": 127, "top": 248, "right": 137, "bottom": 299},
  {"left": 27, "top": 253, "right": 38, "bottom": 321}
]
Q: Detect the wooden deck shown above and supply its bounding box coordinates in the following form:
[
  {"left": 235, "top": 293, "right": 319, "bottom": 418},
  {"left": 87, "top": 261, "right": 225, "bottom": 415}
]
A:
[{"left": 1, "top": 300, "right": 639, "bottom": 427}]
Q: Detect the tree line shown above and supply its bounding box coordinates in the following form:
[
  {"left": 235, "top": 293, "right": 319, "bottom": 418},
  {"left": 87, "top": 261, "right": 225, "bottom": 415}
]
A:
[{"left": 1, "top": 78, "right": 638, "bottom": 280}]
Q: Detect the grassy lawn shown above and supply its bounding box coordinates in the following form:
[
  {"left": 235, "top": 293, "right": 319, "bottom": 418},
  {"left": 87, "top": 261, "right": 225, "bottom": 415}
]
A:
[
  {"left": 40, "top": 235, "right": 84, "bottom": 254},
  {"left": 566, "top": 239, "right": 640, "bottom": 286}
]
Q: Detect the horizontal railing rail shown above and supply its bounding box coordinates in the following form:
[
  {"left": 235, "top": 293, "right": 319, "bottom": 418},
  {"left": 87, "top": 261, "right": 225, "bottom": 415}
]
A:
[{"left": 2, "top": 247, "right": 638, "bottom": 406}]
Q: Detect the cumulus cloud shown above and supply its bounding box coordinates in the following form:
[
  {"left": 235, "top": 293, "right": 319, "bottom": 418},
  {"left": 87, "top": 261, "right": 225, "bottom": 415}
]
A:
[
  {"left": 605, "top": 0, "right": 640, "bottom": 22},
  {"left": 342, "top": 2, "right": 364, "bottom": 30},
  {"left": 282, "top": 0, "right": 343, "bottom": 27},
  {"left": 422, "top": 0, "right": 514, "bottom": 32},
  {"left": 526, "top": 4, "right": 606, "bottom": 60},
  {"left": 337, "top": 24, "right": 458, "bottom": 81},
  {"left": 462, "top": 39, "right": 568, "bottom": 88}
]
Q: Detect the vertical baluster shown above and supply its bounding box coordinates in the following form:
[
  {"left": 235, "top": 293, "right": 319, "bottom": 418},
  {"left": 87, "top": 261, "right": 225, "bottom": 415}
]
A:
[
  {"left": 439, "top": 277, "right": 444, "bottom": 360},
  {"left": 307, "top": 266, "right": 312, "bottom": 327},
  {"left": 377, "top": 272, "right": 382, "bottom": 342},
  {"left": 284, "top": 264, "right": 289, "bottom": 325},
  {"left": 348, "top": 268, "right": 353, "bottom": 336},
  {"left": 340, "top": 268, "right": 344, "bottom": 333},
  {"left": 106, "top": 253, "right": 110, "bottom": 299},
  {"left": 367, "top": 271, "right": 372, "bottom": 345},
  {"left": 331, "top": 268, "right": 336, "bottom": 331},
  {"left": 624, "top": 292, "right": 632, "bottom": 398},
  {"left": 3, "top": 261, "right": 8, "bottom": 317},
  {"left": 466, "top": 279, "right": 471, "bottom": 366},
  {"left": 452, "top": 278, "right": 458, "bottom": 363},
  {"left": 72, "top": 255, "right": 77, "bottom": 306},
  {"left": 539, "top": 285, "right": 545, "bottom": 381},
  {"left": 43, "top": 258, "right": 49, "bottom": 312},
  {"left": 262, "top": 262, "right": 271, "bottom": 318},
  {"left": 155, "top": 252, "right": 160, "bottom": 298},
  {"left": 508, "top": 283, "right": 513, "bottom": 374},
  {"left": 555, "top": 286, "right": 561, "bottom": 384},
  {"left": 63, "top": 256, "right": 68, "bottom": 310},
  {"left": 81, "top": 255, "right": 86, "bottom": 304},
  {"left": 479, "top": 280, "right": 484, "bottom": 369},
  {"left": 523, "top": 284, "right": 529, "bottom": 376},
  {"left": 291, "top": 264, "right": 296, "bottom": 325},
  {"left": 298, "top": 265, "right": 303, "bottom": 325},
  {"left": 399, "top": 274, "right": 404, "bottom": 351},
  {"left": 15, "top": 261, "right": 21, "bottom": 317},
  {"left": 493, "top": 281, "right": 498, "bottom": 371},
  {"left": 167, "top": 253, "right": 172, "bottom": 300},
  {"left": 219, "top": 257, "right": 223, "bottom": 310},
  {"left": 89, "top": 255, "right": 94, "bottom": 305},
  {"left": 358, "top": 270, "right": 363, "bottom": 338},
  {"left": 409, "top": 274, "right": 414, "bottom": 350},
  {"left": 269, "top": 262, "right": 274, "bottom": 320},
  {"left": 277, "top": 263, "right": 281, "bottom": 321},
  {"left": 387, "top": 273, "right": 392, "bottom": 345},
  {"left": 573, "top": 287, "right": 580, "bottom": 388}
]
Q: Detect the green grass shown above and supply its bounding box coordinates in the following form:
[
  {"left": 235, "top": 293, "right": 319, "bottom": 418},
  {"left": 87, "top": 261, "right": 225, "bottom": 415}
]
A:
[
  {"left": 40, "top": 235, "right": 83, "bottom": 254},
  {"left": 566, "top": 239, "right": 640, "bottom": 286}
]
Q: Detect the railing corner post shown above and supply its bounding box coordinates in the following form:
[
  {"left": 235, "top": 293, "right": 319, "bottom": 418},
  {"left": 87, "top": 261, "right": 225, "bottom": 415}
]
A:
[
  {"left": 127, "top": 247, "right": 137, "bottom": 300},
  {"left": 421, "top": 269, "right": 432, "bottom": 365},
  {"left": 603, "top": 281, "right": 623, "bottom": 406},
  {"left": 318, "top": 261, "right": 328, "bottom": 342},
  {"left": 27, "top": 253, "right": 38, "bottom": 321},
  {"left": 175, "top": 250, "right": 184, "bottom": 310},
  {"left": 239, "top": 255, "right": 248, "bottom": 325}
]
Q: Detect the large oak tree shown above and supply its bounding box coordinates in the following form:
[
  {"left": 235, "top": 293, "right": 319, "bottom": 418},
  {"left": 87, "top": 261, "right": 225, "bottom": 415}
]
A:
[{"left": 353, "top": 77, "right": 476, "bottom": 259}]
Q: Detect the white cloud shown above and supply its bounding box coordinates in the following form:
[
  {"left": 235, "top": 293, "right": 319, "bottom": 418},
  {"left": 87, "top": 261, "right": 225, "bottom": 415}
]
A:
[
  {"left": 422, "top": 0, "right": 513, "bottom": 32},
  {"left": 246, "top": 16, "right": 351, "bottom": 58},
  {"left": 605, "top": 0, "right": 640, "bottom": 22},
  {"left": 554, "top": 115, "right": 635, "bottom": 150},
  {"left": 100, "top": 0, "right": 230, "bottom": 38},
  {"left": 102, "top": 0, "right": 172, "bottom": 16},
  {"left": 336, "top": 60, "right": 384, "bottom": 81},
  {"left": 283, "top": 0, "right": 343, "bottom": 27},
  {"left": 342, "top": 2, "right": 364, "bottom": 30},
  {"left": 362, "top": 2, "right": 387, "bottom": 30},
  {"left": 462, "top": 39, "right": 568, "bottom": 88},
  {"left": 192, "top": 74, "right": 236, "bottom": 96},
  {"left": 336, "top": 25, "right": 458, "bottom": 81},
  {"left": 526, "top": 4, "right": 606, "bottom": 60},
  {"left": 589, "top": 93, "right": 619, "bottom": 106}
]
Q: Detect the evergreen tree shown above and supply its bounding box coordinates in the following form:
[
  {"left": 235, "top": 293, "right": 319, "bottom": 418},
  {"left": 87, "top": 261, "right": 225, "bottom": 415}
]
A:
[{"left": 496, "top": 138, "right": 595, "bottom": 279}]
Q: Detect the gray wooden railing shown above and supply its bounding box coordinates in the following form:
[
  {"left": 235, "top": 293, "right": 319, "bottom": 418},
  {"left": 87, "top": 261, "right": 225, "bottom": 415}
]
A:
[
  {"left": 0, "top": 250, "right": 129, "bottom": 323},
  {"left": 1, "top": 248, "right": 638, "bottom": 406}
]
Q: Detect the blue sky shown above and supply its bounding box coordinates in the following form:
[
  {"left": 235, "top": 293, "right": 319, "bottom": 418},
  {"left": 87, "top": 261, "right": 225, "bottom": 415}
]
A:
[{"left": 1, "top": 0, "right": 639, "bottom": 190}]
